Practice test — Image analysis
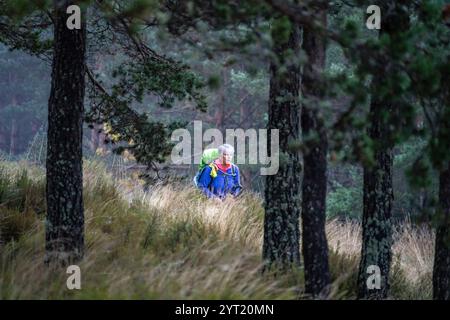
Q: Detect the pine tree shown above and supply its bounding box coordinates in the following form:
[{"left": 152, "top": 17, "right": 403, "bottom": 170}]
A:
[
  {"left": 301, "top": 3, "right": 331, "bottom": 297},
  {"left": 357, "top": 1, "right": 410, "bottom": 299},
  {"left": 45, "top": 0, "right": 86, "bottom": 265},
  {"left": 433, "top": 17, "right": 450, "bottom": 296},
  {"left": 262, "top": 17, "right": 302, "bottom": 269},
  {"left": 433, "top": 162, "right": 450, "bottom": 299}
]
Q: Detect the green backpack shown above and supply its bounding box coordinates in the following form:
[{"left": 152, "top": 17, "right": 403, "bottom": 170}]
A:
[
  {"left": 198, "top": 148, "right": 220, "bottom": 171},
  {"left": 193, "top": 148, "right": 220, "bottom": 187}
]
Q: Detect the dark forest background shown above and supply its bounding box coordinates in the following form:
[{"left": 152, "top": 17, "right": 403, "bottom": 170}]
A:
[{"left": 1, "top": 0, "right": 450, "bottom": 300}]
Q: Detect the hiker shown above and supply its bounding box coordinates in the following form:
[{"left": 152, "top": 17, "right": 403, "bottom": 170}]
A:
[{"left": 196, "top": 144, "right": 243, "bottom": 200}]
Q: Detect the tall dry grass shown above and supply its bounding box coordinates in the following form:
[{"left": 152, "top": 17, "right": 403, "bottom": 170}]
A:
[
  {"left": 0, "top": 160, "right": 435, "bottom": 299},
  {"left": 326, "top": 219, "right": 434, "bottom": 299}
]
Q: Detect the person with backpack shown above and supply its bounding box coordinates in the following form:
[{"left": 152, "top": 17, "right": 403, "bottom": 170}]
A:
[{"left": 195, "top": 144, "right": 243, "bottom": 200}]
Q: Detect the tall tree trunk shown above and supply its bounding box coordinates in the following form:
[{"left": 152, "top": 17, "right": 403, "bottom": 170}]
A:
[
  {"left": 214, "top": 68, "right": 228, "bottom": 131},
  {"left": 90, "top": 123, "right": 103, "bottom": 153},
  {"left": 262, "top": 19, "right": 302, "bottom": 269},
  {"left": 431, "top": 5, "right": 450, "bottom": 300},
  {"left": 0, "top": 96, "right": 4, "bottom": 150},
  {"left": 9, "top": 118, "right": 17, "bottom": 156},
  {"left": 433, "top": 162, "right": 450, "bottom": 299},
  {"left": 301, "top": 6, "right": 331, "bottom": 297},
  {"left": 357, "top": 1, "right": 410, "bottom": 299},
  {"left": 239, "top": 88, "right": 252, "bottom": 189},
  {"left": 357, "top": 95, "right": 394, "bottom": 299},
  {"left": 45, "top": 0, "right": 86, "bottom": 265},
  {"left": 8, "top": 96, "right": 17, "bottom": 155},
  {"left": 0, "top": 129, "right": 6, "bottom": 151},
  {"left": 90, "top": 125, "right": 99, "bottom": 153}
]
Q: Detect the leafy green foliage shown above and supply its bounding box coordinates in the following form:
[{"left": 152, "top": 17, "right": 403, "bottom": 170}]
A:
[
  {"left": 327, "top": 181, "right": 362, "bottom": 220},
  {"left": 85, "top": 56, "right": 205, "bottom": 169}
]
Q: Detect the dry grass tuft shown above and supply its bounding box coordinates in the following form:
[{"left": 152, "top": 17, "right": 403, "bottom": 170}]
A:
[{"left": 0, "top": 160, "right": 435, "bottom": 299}]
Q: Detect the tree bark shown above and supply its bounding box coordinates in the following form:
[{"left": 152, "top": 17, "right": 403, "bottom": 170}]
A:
[
  {"left": 301, "top": 6, "right": 331, "bottom": 298},
  {"left": 357, "top": 1, "right": 410, "bottom": 299},
  {"left": 432, "top": 5, "right": 450, "bottom": 300},
  {"left": 90, "top": 123, "right": 103, "bottom": 153},
  {"left": 0, "top": 130, "right": 6, "bottom": 151},
  {"left": 262, "top": 20, "right": 302, "bottom": 269},
  {"left": 45, "top": 0, "right": 86, "bottom": 266},
  {"left": 214, "top": 68, "right": 228, "bottom": 131},
  {"left": 239, "top": 86, "right": 252, "bottom": 189},
  {"left": 433, "top": 163, "right": 450, "bottom": 299},
  {"left": 9, "top": 118, "right": 17, "bottom": 155},
  {"left": 8, "top": 95, "right": 18, "bottom": 155},
  {"left": 357, "top": 95, "right": 394, "bottom": 299}
]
